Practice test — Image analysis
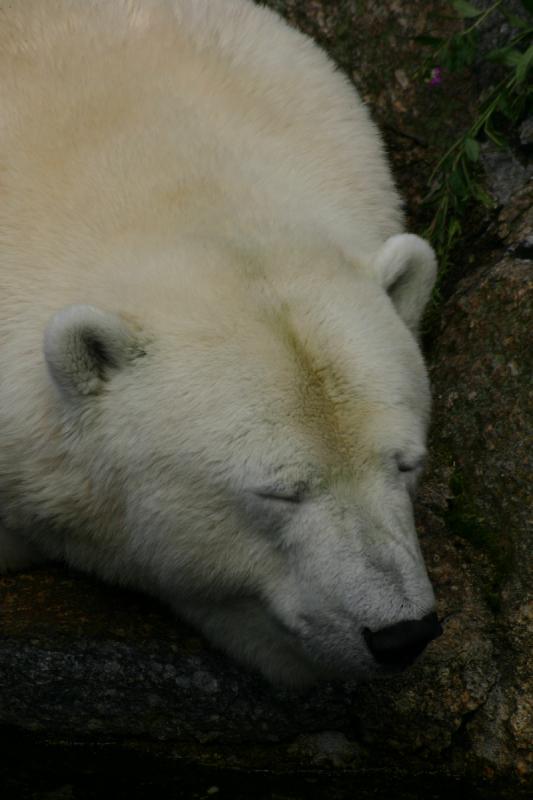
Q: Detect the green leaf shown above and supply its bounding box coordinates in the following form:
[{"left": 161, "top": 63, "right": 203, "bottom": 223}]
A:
[
  {"left": 444, "top": 31, "right": 479, "bottom": 70},
  {"left": 486, "top": 46, "right": 523, "bottom": 67},
  {"left": 447, "top": 218, "right": 462, "bottom": 247},
  {"left": 452, "top": 0, "right": 483, "bottom": 18},
  {"left": 497, "top": 95, "right": 511, "bottom": 119},
  {"left": 464, "top": 137, "right": 480, "bottom": 162},
  {"left": 515, "top": 44, "right": 533, "bottom": 83},
  {"left": 501, "top": 10, "right": 531, "bottom": 30},
  {"left": 483, "top": 119, "right": 506, "bottom": 148},
  {"left": 460, "top": 160, "right": 475, "bottom": 193},
  {"left": 449, "top": 169, "right": 467, "bottom": 197},
  {"left": 520, "top": 0, "right": 533, "bottom": 15},
  {"left": 471, "top": 183, "right": 495, "bottom": 208}
]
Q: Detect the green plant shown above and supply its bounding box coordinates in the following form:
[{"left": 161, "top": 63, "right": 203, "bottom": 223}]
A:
[{"left": 418, "top": 0, "right": 533, "bottom": 286}]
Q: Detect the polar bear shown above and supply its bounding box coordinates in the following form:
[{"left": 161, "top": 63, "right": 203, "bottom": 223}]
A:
[{"left": 0, "top": 0, "right": 441, "bottom": 686}]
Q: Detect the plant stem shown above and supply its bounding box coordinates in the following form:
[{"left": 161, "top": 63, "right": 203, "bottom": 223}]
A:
[{"left": 462, "top": 0, "right": 503, "bottom": 36}]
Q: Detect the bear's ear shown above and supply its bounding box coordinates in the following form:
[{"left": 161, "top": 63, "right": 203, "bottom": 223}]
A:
[
  {"left": 372, "top": 234, "right": 437, "bottom": 333},
  {"left": 44, "top": 305, "right": 143, "bottom": 398}
]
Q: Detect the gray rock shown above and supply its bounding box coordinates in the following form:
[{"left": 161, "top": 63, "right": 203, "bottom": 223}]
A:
[
  {"left": 425, "top": 248, "right": 533, "bottom": 782},
  {"left": 520, "top": 117, "right": 533, "bottom": 147},
  {"left": 481, "top": 144, "right": 532, "bottom": 206}
]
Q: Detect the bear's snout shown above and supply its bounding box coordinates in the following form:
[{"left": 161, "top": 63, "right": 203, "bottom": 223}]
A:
[{"left": 363, "top": 612, "right": 442, "bottom": 669}]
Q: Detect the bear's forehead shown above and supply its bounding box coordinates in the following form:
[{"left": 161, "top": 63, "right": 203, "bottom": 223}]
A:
[
  {"left": 152, "top": 270, "right": 428, "bottom": 465},
  {"left": 279, "top": 320, "right": 363, "bottom": 458},
  {"left": 235, "top": 306, "right": 428, "bottom": 464}
]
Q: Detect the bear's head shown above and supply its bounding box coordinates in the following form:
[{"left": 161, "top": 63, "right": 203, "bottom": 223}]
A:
[{"left": 43, "top": 233, "right": 441, "bottom": 686}]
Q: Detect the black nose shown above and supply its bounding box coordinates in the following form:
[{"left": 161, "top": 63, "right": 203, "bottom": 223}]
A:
[{"left": 363, "top": 612, "right": 443, "bottom": 668}]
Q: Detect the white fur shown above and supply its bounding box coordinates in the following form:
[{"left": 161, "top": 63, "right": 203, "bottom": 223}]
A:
[
  {"left": 371, "top": 234, "right": 437, "bottom": 333},
  {"left": 0, "top": 0, "right": 437, "bottom": 686}
]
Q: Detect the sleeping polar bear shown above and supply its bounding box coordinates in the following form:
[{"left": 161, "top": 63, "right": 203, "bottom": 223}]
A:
[{"left": 0, "top": 0, "right": 442, "bottom": 686}]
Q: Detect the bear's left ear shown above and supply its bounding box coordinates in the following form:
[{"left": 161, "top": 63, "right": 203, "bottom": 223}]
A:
[
  {"left": 372, "top": 234, "right": 437, "bottom": 333},
  {"left": 44, "top": 304, "right": 144, "bottom": 399}
]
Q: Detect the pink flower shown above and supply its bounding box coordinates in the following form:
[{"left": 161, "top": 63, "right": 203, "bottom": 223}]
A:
[{"left": 428, "top": 66, "right": 443, "bottom": 86}]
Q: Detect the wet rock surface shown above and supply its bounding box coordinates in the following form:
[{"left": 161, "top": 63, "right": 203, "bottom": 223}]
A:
[{"left": 1, "top": 1, "right": 532, "bottom": 797}]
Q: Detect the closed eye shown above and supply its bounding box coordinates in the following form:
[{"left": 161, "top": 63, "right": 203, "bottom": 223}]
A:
[
  {"left": 253, "top": 483, "right": 306, "bottom": 504},
  {"left": 395, "top": 453, "right": 426, "bottom": 474},
  {"left": 398, "top": 463, "right": 417, "bottom": 473}
]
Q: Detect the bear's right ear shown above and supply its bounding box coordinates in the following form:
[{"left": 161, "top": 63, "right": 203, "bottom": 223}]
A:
[
  {"left": 371, "top": 234, "right": 437, "bottom": 333},
  {"left": 44, "top": 305, "right": 143, "bottom": 399}
]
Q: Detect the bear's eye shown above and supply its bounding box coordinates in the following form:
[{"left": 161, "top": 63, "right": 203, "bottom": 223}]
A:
[
  {"left": 395, "top": 453, "right": 426, "bottom": 474},
  {"left": 253, "top": 484, "right": 305, "bottom": 504},
  {"left": 397, "top": 462, "right": 416, "bottom": 473}
]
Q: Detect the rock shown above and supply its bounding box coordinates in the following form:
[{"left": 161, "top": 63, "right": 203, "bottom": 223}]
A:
[
  {"left": 497, "top": 179, "right": 533, "bottom": 258},
  {"left": 519, "top": 117, "right": 533, "bottom": 147},
  {"left": 425, "top": 250, "right": 533, "bottom": 782},
  {"left": 481, "top": 145, "right": 533, "bottom": 206},
  {"left": 0, "top": 562, "right": 525, "bottom": 797}
]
